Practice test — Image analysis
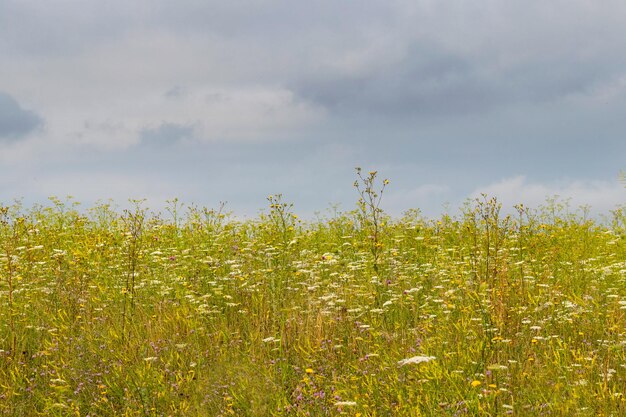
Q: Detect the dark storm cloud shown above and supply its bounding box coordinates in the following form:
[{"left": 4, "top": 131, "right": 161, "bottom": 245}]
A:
[{"left": 0, "top": 92, "right": 43, "bottom": 141}]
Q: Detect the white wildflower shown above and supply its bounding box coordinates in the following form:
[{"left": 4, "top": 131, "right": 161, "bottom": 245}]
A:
[
  {"left": 263, "top": 336, "right": 280, "bottom": 343},
  {"left": 397, "top": 355, "right": 436, "bottom": 366}
]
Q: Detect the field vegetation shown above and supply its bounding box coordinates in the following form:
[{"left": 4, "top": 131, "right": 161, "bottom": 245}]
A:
[{"left": 0, "top": 172, "right": 625, "bottom": 416}]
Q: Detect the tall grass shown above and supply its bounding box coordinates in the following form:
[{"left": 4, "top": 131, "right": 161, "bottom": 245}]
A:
[{"left": 0, "top": 191, "right": 624, "bottom": 416}]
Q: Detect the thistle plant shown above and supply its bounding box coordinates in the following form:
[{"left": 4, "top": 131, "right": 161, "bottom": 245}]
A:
[
  {"left": 166, "top": 198, "right": 184, "bottom": 231},
  {"left": 0, "top": 206, "right": 18, "bottom": 355},
  {"left": 353, "top": 167, "right": 389, "bottom": 272},
  {"left": 265, "top": 194, "right": 299, "bottom": 302},
  {"left": 120, "top": 200, "right": 146, "bottom": 341},
  {"left": 266, "top": 194, "right": 297, "bottom": 248},
  {"left": 201, "top": 201, "right": 228, "bottom": 234},
  {"left": 475, "top": 194, "right": 510, "bottom": 285}
]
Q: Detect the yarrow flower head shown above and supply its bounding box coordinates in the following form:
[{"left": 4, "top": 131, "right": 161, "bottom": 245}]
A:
[
  {"left": 397, "top": 355, "right": 436, "bottom": 366},
  {"left": 335, "top": 401, "right": 357, "bottom": 407}
]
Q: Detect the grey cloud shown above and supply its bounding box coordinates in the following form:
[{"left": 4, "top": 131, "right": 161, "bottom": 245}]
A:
[
  {"left": 164, "top": 86, "right": 187, "bottom": 99},
  {"left": 0, "top": 92, "right": 43, "bottom": 141},
  {"left": 291, "top": 44, "right": 501, "bottom": 117},
  {"left": 290, "top": 38, "right": 626, "bottom": 118},
  {"left": 140, "top": 123, "right": 194, "bottom": 146},
  {"left": 0, "top": 1, "right": 135, "bottom": 56},
  {"left": 2, "top": 1, "right": 625, "bottom": 219},
  {"left": 0, "top": 0, "right": 394, "bottom": 58},
  {"left": 147, "top": 0, "right": 398, "bottom": 38}
]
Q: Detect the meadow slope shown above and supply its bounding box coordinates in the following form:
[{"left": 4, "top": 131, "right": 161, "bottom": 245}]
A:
[{"left": 0, "top": 196, "right": 625, "bottom": 416}]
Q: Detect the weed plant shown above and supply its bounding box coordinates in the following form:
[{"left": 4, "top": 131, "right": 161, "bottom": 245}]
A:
[{"left": 0, "top": 186, "right": 624, "bottom": 416}]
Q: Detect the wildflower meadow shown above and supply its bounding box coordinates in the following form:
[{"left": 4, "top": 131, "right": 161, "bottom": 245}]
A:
[{"left": 0, "top": 173, "right": 625, "bottom": 416}]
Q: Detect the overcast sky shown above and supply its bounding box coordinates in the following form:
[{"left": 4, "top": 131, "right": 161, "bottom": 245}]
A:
[{"left": 1, "top": 1, "right": 624, "bottom": 219}]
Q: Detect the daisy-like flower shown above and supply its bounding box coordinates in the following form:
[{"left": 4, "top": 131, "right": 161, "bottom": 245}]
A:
[{"left": 397, "top": 355, "right": 436, "bottom": 366}]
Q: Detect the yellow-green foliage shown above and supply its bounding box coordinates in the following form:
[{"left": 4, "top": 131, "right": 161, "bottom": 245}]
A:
[{"left": 0, "top": 196, "right": 625, "bottom": 416}]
